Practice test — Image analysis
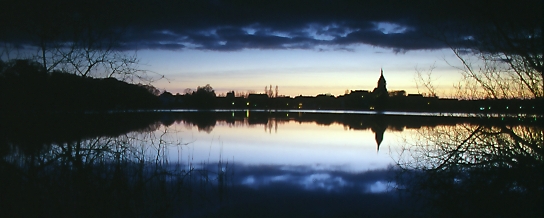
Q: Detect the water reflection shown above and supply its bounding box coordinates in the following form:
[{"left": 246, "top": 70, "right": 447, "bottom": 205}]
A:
[
  {"left": 395, "top": 124, "right": 543, "bottom": 217},
  {"left": 161, "top": 110, "right": 534, "bottom": 154},
  {"left": 1, "top": 111, "right": 541, "bottom": 217}
]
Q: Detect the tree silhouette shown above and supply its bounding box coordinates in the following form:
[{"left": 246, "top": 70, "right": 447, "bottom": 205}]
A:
[
  {"left": 1, "top": 1, "right": 162, "bottom": 84},
  {"left": 425, "top": 1, "right": 542, "bottom": 99},
  {"left": 400, "top": 8, "right": 543, "bottom": 215},
  {"left": 0, "top": 60, "right": 160, "bottom": 112},
  {"left": 191, "top": 84, "right": 216, "bottom": 109},
  {"left": 395, "top": 123, "right": 543, "bottom": 217}
]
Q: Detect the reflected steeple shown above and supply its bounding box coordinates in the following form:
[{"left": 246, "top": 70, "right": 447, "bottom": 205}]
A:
[
  {"left": 371, "top": 124, "right": 386, "bottom": 152},
  {"left": 370, "top": 114, "right": 387, "bottom": 152}
]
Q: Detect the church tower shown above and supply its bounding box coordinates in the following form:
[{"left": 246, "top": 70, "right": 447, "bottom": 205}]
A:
[
  {"left": 373, "top": 68, "right": 388, "bottom": 94},
  {"left": 377, "top": 68, "right": 386, "bottom": 91}
]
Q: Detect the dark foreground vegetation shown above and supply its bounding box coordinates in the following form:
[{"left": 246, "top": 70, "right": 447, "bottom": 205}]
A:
[{"left": 0, "top": 60, "right": 160, "bottom": 112}]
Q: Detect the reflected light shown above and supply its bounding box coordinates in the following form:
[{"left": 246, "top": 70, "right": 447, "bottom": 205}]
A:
[{"left": 367, "top": 181, "right": 394, "bottom": 193}]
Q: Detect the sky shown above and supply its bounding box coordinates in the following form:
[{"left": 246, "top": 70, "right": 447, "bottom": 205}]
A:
[
  {"left": 139, "top": 45, "right": 462, "bottom": 96},
  {"left": 0, "top": 0, "right": 540, "bottom": 97}
]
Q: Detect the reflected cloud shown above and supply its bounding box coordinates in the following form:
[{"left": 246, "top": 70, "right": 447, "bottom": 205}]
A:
[
  {"left": 367, "top": 181, "right": 395, "bottom": 193},
  {"left": 300, "top": 173, "right": 350, "bottom": 191},
  {"left": 227, "top": 164, "right": 398, "bottom": 194}
]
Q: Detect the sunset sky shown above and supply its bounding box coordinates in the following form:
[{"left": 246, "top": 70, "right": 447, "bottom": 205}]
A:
[
  {"left": 1, "top": 0, "right": 539, "bottom": 97},
  {"left": 140, "top": 43, "right": 463, "bottom": 97}
]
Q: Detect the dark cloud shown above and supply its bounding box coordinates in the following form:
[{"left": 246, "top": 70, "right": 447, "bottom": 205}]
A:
[{"left": 0, "top": 0, "right": 540, "bottom": 52}]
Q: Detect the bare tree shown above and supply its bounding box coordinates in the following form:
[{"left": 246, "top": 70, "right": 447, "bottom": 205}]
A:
[
  {"left": 402, "top": 7, "right": 543, "bottom": 204},
  {"left": 398, "top": 124, "right": 543, "bottom": 171},
  {"left": 431, "top": 2, "right": 542, "bottom": 99},
  {"left": 9, "top": 1, "right": 163, "bottom": 84},
  {"left": 39, "top": 24, "right": 160, "bottom": 83},
  {"left": 0, "top": 42, "right": 22, "bottom": 62},
  {"left": 414, "top": 64, "right": 438, "bottom": 97},
  {"left": 395, "top": 123, "right": 543, "bottom": 217},
  {"left": 268, "top": 84, "right": 273, "bottom": 97}
]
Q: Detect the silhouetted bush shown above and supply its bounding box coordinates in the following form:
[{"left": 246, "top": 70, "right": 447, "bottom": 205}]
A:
[{"left": 0, "top": 60, "right": 160, "bottom": 112}]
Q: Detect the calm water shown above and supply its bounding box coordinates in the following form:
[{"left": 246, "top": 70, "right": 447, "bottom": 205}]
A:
[
  {"left": 1, "top": 111, "right": 542, "bottom": 217},
  {"left": 168, "top": 117, "right": 397, "bottom": 171},
  {"left": 156, "top": 112, "right": 404, "bottom": 195}
]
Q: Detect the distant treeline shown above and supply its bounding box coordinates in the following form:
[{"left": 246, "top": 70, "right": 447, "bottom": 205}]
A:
[
  {"left": 0, "top": 60, "right": 160, "bottom": 112},
  {"left": 161, "top": 91, "right": 544, "bottom": 114}
]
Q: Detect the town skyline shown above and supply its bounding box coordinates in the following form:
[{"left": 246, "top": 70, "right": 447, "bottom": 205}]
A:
[
  {"left": 146, "top": 48, "right": 463, "bottom": 98},
  {"left": 159, "top": 64, "right": 459, "bottom": 98}
]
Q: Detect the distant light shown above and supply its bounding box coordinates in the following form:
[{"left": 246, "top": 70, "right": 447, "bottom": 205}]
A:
[
  {"left": 520, "top": 106, "right": 522, "bottom": 109},
  {"left": 370, "top": 106, "right": 375, "bottom": 110},
  {"left": 286, "top": 113, "right": 289, "bottom": 117},
  {"left": 232, "top": 102, "right": 234, "bottom": 105},
  {"left": 480, "top": 107, "right": 484, "bottom": 111},
  {"left": 506, "top": 106, "right": 509, "bottom": 109},
  {"left": 247, "top": 102, "right": 250, "bottom": 106},
  {"left": 427, "top": 102, "right": 430, "bottom": 105}
]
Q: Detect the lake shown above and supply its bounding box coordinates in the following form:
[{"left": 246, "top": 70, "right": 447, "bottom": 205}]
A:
[{"left": 1, "top": 110, "right": 542, "bottom": 217}]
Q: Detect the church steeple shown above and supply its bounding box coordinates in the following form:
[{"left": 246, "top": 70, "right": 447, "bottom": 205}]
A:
[
  {"left": 373, "top": 68, "right": 388, "bottom": 94},
  {"left": 371, "top": 68, "right": 389, "bottom": 110},
  {"left": 377, "top": 68, "right": 386, "bottom": 90}
]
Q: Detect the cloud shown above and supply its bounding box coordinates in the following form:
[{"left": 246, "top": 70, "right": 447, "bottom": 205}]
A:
[{"left": 0, "top": 0, "right": 540, "bottom": 52}]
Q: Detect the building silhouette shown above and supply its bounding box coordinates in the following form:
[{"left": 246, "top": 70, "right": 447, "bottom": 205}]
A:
[
  {"left": 370, "top": 68, "right": 389, "bottom": 110},
  {"left": 372, "top": 68, "right": 388, "bottom": 96}
]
